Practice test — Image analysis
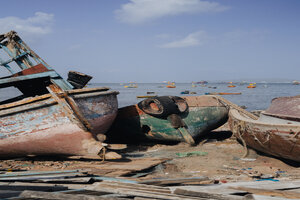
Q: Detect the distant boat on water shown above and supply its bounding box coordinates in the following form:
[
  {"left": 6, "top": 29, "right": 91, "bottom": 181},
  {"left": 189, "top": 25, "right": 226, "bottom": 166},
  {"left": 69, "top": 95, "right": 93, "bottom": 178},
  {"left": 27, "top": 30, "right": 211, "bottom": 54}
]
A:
[
  {"left": 196, "top": 81, "right": 208, "bottom": 84},
  {"left": 124, "top": 82, "right": 138, "bottom": 88},
  {"left": 292, "top": 80, "right": 300, "bottom": 85},
  {"left": 166, "top": 81, "right": 176, "bottom": 88},
  {"left": 227, "top": 82, "right": 236, "bottom": 88},
  {"left": 247, "top": 83, "right": 256, "bottom": 88}
]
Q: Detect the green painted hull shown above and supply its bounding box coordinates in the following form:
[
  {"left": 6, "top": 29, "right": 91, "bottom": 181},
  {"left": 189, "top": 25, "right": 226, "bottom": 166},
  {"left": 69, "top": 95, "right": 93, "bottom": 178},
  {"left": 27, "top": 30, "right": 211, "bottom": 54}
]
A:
[
  {"left": 108, "top": 96, "right": 228, "bottom": 143},
  {"left": 138, "top": 107, "right": 228, "bottom": 142}
]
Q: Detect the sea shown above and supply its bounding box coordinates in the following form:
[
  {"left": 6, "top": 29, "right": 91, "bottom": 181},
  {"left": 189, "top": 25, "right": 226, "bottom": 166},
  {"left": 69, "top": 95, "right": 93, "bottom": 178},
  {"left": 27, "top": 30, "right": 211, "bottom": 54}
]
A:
[
  {"left": 1, "top": 82, "right": 299, "bottom": 111},
  {"left": 91, "top": 82, "right": 300, "bottom": 111}
]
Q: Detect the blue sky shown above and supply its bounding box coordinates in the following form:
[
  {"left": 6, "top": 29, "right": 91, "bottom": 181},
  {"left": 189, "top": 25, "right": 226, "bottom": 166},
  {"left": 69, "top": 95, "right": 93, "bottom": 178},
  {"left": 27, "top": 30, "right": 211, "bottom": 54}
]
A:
[{"left": 0, "top": 0, "right": 299, "bottom": 83}]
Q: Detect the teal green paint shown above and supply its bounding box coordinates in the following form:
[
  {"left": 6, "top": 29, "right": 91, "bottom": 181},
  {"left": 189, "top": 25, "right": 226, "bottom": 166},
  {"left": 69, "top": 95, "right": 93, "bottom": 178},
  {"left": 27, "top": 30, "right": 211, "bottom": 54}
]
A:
[{"left": 131, "top": 107, "right": 228, "bottom": 142}]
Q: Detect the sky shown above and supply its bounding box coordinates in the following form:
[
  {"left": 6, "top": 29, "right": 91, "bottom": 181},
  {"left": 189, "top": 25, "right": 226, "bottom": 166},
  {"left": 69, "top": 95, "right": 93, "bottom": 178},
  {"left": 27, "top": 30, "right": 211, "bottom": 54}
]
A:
[{"left": 0, "top": 0, "right": 299, "bottom": 83}]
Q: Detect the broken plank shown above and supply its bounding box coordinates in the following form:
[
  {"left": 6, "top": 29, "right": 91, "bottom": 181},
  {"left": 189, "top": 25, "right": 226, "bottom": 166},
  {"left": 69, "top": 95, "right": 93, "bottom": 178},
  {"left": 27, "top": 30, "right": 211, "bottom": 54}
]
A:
[
  {"left": 79, "top": 158, "right": 168, "bottom": 171},
  {"left": 139, "top": 176, "right": 209, "bottom": 186},
  {"left": 88, "top": 182, "right": 201, "bottom": 200},
  {"left": 19, "top": 190, "right": 125, "bottom": 200},
  {"left": 245, "top": 194, "right": 290, "bottom": 200},
  {"left": 174, "top": 188, "right": 244, "bottom": 200},
  {"left": 229, "top": 186, "right": 300, "bottom": 199},
  {"left": 170, "top": 180, "right": 300, "bottom": 196},
  {"left": 96, "top": 181, "right": 171, "bottom": 194}
]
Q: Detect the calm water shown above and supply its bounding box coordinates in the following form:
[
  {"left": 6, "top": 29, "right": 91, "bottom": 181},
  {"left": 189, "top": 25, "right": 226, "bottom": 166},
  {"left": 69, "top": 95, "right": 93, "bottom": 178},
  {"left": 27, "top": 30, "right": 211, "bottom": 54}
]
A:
[
  {"left": 1, "top": 83, "right": 299, "bottom": 111},
  {"left": 91, "top": 82, "right": 300, "bottom": 111}
]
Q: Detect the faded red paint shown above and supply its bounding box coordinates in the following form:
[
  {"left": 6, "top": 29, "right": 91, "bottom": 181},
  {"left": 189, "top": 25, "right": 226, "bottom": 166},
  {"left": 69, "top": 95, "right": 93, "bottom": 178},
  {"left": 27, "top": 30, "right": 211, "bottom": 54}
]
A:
[
  {"left": 0, "top": 88, "right": 118, "bottom": 158},
  {"left": 12, "top": 64, "right": 50, "bottom": 77}
]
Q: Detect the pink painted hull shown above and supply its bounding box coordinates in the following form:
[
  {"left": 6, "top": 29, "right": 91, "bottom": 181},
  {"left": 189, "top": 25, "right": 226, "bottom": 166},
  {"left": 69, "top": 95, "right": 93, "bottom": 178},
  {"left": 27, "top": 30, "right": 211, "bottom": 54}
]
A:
[{"left": 0, "top": 88, "right": 118, "bottom": 158}]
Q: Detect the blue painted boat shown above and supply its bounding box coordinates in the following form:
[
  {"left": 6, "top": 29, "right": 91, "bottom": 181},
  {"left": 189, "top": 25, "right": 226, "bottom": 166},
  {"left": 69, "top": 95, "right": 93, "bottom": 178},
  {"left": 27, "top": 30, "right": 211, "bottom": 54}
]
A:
[{"left": 0, "top": 31, "right": 119, "bottom": 158}]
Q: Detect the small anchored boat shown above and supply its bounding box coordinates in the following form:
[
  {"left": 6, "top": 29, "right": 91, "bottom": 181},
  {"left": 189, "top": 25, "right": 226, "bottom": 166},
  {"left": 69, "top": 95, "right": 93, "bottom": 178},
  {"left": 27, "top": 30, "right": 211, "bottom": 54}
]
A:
[
  {"left": 107, "top": 96, "right": 228, "bottom": 145},
  {"left": 124, "top": 82, "right": 138, "bottom": 88},
  {"left": 166, "top": 81, "right": 176, "bottom": 88}
]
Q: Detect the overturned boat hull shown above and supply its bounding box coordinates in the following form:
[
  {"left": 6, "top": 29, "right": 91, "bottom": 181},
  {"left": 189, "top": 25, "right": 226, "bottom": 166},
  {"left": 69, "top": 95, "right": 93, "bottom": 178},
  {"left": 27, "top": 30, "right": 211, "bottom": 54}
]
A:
[
  {"left": 228, "top": 109, "right": 300, "bottom": 162},
  {"left": 0, "top": 87, "right": 118, "bottom": 158},
  {"left": 108, "top": 96, "right": 228, "bottom": 144}
]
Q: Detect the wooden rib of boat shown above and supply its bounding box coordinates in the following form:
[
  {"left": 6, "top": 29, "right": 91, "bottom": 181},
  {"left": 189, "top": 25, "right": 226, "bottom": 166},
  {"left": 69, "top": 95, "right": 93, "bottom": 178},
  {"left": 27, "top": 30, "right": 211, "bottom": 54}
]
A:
[
  {"left": 107, "top": 96, "right": 228, "bottom": 145},
  {"left": 228, "top": 104, "right": 300, "bottom": 162},
  {"left": 0, "top": 31, "right": 119, "bottom": 158}
]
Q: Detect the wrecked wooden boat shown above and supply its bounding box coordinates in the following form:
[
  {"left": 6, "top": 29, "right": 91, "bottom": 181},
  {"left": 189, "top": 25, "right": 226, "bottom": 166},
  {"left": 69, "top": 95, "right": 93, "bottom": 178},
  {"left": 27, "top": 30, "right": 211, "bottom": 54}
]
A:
[
  {"left": 228, "top": 97, "right": 300, "bottom": 162},
  {"left": 108, "top": 96, "right": 228, "bottom": 145},
  {"left": 0, "top": 31, "right": 118, "bottom": 158}
]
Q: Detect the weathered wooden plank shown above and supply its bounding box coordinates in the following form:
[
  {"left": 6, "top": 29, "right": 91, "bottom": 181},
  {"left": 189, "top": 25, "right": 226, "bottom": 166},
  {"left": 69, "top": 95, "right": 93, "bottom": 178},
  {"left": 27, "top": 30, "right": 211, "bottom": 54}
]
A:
[
  {"left": 174, "top": 188, "right": 244, "bottom": 200},
  {"left": 96, "top": 181, "right": 171, "bottom": 193},
  {"left": 229, "top": 186, "right": 300, "bottom": 199},
  {"left": 171, "top": 180, "right": 300, "bottom": 195},
  {"left": 245, "top": 194, "right": 290, "bottom": 200},
  {"left": 139, "top": 176, "right": 209, "bottom": 186},
  {"left": 88, "top": 182, "right": 201, "bottom": 200},
  {"left": 19, "top": 190, "right": 125, "bottom": 200}
]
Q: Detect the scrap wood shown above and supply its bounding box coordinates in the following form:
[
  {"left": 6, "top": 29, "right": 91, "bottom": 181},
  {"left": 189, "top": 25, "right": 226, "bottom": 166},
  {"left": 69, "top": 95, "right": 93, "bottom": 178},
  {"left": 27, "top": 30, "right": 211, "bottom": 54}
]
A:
[
  {"left": 173, "top": 188, "right": 244, "bottom": 200},
  {"left": 19, "top": 190, "right": 126, "bottom": 200},
  {"left": 229, "top": 186, "right": 300, "bottom": 199},
  {"left": 244, "top": 194, "right": 290, "bottom": 200},
  {"left": 88, "top": 182, "right": 200, "bottom": 200},
  {"left": 37, "top": 177, "right": 93, "bottom": 184},
  {"left": 78, "top": 157, "right": 167, "bottom": 173},
  {"left": 139, "top": 176, "right": 209, "bottom": 186},
  {"left": 96, "top": 181, "right": 171, "bottom": 193},
  {"left": 0, "top": 170, "right": 86, "bottom": 181},
  {"left": 169, "top": 180, "right": 300, "bottom": 196}
]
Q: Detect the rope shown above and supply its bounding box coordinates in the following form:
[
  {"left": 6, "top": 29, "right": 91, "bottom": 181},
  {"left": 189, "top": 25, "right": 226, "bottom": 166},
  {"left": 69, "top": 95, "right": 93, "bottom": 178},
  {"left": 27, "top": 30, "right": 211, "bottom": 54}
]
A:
[
  {"left": 212, "top": 95, "right": 255, "bottom": 158},
  {"left": 211, "top": 95, "right": 259, "bottom": 120}
]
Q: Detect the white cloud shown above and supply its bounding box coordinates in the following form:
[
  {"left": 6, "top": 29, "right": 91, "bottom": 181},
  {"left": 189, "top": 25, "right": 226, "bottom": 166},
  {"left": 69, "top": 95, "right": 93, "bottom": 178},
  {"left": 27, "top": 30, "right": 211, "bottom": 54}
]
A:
[
  {"left": 0, "top": 12, "right": 54, "bottom": 37},
  {"left": 115, "top": 0, "right": 229, "bottom": 24},
  {"left": 159, "top": 31, "right": 208, "bottom": 48}
]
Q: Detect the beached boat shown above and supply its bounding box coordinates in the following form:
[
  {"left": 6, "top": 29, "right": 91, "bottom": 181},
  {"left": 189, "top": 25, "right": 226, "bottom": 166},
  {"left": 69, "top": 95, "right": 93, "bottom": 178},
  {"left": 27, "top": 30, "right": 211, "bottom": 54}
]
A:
[
  {"left": 228, "top": 98, "right": 300, "bottom": 162},
  {"left": 107, "top": 96, "right": 228, "bottom": 145},
  {"left": 0, "top": 31, "right": 119, "bottom": 158}
]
